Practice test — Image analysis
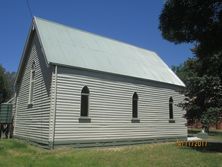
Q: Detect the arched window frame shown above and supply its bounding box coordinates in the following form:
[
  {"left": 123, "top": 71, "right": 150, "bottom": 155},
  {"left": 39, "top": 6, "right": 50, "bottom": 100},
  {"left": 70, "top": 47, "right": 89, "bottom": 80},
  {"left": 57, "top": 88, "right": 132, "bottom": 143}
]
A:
[
  {"left": 132, "top": 92, "right": 138, "bottom": 118},
  {"left": 79, "top": 86, "right": 91, "bottom": 123},
  {"left": 28, "top": 61, "right": 35, "bottom": 105},
  {"left": 169, "top": 96, "right": 175, "bottom": 123},
  {"left": 131, "top": 92, "right": 140, "bottom": 123}
]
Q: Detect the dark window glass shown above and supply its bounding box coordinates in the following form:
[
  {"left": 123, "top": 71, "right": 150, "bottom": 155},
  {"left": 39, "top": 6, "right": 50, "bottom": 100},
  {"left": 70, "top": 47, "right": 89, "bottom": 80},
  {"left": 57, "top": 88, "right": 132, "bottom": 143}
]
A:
[
  {"left": 132, "top": 92, "right": 138, "bottom": 118},
  {"left": 81, "top": 86, "right": 90, "bottom": 117},
  {"left": 169, "top": 96, "right": 173, "bottom": 119}
]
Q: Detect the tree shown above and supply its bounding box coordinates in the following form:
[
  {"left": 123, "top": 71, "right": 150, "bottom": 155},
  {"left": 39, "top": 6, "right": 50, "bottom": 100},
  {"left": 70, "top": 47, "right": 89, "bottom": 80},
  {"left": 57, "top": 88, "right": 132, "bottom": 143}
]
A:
[
  {"left": 159, "top": 0, "right": 222, "bottom": 55},
  {"left": 178, "top": 75, "right": 222, "bottom": 132},
  {"left": 160, "top": 0, "right": 222, "bottom": 131},
  {"left": 0, "top": 65, "right": 8, "bottom": 102},
  {"left": 0, "top": 65, "right": 15, "bottom": 102},
  {"left": 172, "top": 59, "right": 222, "bottom": 132},
  {"left": 5, "top": 71, "right": 16, "bottom": 99},
  {"left": 171, "top": 58, "right": 197, "bottom": 83},
  {"left": 160, "top": 0, "right": 222, "bottom": 79}
]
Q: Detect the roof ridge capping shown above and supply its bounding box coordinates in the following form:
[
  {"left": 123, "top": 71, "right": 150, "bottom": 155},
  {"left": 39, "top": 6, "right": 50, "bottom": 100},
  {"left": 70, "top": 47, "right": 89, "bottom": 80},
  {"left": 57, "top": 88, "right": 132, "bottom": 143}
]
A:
[{"left": 32, "top": 16, "right": 185, "bottom": 87}]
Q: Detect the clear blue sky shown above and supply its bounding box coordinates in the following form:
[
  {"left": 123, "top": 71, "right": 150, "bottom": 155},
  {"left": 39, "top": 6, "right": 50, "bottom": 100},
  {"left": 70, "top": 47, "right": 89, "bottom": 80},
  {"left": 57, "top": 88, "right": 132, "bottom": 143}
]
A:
[{"left": 0, "top": 0, "right": 193, "bottom": 72}]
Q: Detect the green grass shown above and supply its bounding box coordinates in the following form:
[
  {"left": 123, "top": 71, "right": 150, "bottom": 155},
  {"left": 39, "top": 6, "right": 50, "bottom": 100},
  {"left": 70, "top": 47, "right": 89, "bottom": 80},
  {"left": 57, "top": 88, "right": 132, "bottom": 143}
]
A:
[{"left": 0, "top": 140, "right": 222, "bottom": 167}]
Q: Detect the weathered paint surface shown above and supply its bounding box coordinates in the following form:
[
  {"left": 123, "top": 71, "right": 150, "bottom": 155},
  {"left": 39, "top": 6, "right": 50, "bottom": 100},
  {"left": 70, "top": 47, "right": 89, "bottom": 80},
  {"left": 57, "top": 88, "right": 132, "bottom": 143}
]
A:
[
  {"left": 50, "top": 66, "right": 187, "bottom": 145},
  {"left": 14, "top": 33, "right": 52, "bottom": 145}
]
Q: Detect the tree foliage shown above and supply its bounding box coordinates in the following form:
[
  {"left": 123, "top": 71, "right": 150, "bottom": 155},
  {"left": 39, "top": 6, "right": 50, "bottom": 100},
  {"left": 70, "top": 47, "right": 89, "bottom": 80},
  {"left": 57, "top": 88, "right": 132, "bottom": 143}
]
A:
[
  {"left": 171, "top": 58, "right": 197, "bottom": 83},
  {"left": 159, "top": 0, "right": 222, "bottom": 56},
  {"left": 179, "top": 75, "right": 222, "bottom": 130},
  {"left": 172, "top": 59, "right": 222, "bottom": 131},
  {"left": 160, "top": 0, "right": 222, "bottom": 79},
  {"left": 160, "top": 0, "right": 222, "bottom": 131},
  {"left": 0, "top": 65, "right": 16, "bottom": 102}
]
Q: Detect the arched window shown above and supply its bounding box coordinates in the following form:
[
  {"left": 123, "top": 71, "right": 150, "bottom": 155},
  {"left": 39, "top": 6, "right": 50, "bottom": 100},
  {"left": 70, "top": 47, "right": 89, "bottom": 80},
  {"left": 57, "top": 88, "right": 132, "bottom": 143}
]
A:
[
  {"left": 28, "top": 61, "right": 35, "bottom": 105},
  {"left": 80, "top": 86, "right": 90, "bottom": 117},
  {"left": 169, "top": 96, "right": 173, "bottom": 120},
  {"left": 132, "top": 92, "right": 138, "bottom": 118}
]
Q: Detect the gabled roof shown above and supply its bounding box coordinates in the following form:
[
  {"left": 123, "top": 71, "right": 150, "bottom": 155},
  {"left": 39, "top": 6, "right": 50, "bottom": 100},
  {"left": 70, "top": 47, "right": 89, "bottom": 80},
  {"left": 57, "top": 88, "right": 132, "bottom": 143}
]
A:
[{"left": 16, "top": 17, "right": 185, "bottom": 87}]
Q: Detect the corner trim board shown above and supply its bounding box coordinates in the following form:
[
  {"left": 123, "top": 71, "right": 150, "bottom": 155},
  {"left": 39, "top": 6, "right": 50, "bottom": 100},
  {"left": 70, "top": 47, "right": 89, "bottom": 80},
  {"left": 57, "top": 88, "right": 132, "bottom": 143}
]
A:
[{"left": 52, "top": 65, "right": 58, "bottom": 149}]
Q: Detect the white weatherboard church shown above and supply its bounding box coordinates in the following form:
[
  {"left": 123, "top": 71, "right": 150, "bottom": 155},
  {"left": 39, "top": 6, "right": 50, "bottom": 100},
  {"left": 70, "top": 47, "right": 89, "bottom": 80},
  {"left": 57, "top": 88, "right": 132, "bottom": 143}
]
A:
[{"left": 13, "top": 17, "right": 187, "bottom": 148}]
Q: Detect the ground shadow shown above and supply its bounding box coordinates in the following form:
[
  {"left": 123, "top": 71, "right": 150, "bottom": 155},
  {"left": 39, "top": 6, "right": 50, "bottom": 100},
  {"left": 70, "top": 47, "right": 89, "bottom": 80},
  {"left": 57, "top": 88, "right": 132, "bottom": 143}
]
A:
[{"left": 190, "top": 141, "right": 222, "bottom": 153}]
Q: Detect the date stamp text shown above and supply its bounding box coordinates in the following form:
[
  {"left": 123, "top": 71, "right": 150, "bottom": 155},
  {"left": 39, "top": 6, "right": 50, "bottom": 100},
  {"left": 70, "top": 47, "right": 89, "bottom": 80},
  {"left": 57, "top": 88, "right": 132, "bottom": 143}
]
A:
[{"left": 176, "top": 140, "right": 207, "bottom": 147}]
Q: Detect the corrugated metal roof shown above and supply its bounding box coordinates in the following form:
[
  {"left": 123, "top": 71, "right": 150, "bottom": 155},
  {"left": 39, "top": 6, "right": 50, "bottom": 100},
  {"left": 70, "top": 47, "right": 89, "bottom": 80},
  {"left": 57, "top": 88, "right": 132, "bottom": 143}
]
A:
[{"left": 34, "top": 17, "right": 185, "bottom": 87}]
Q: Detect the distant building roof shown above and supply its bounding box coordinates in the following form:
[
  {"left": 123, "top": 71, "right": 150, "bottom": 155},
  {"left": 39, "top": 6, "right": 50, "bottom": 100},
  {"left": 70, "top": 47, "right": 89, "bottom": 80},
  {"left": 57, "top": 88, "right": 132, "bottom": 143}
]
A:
[{"left": 19, "top": 17, "right": 185, "bottom": 87}]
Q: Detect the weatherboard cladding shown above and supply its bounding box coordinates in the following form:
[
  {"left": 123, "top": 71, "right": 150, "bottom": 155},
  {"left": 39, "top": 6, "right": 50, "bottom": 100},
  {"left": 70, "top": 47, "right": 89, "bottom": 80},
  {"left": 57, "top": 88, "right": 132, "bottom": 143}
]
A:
[
  {"left": 14, "top": 34, "right": 52, "bottom": 144},
  {"left": 52, "top": 67, "right": 186, "bottom": 143},
  {"left": 34, "top": 17, "right": 185, "bottom": 87}
]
